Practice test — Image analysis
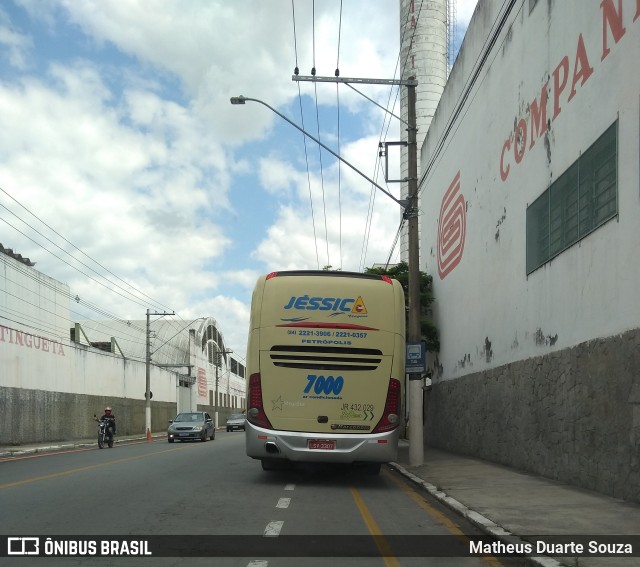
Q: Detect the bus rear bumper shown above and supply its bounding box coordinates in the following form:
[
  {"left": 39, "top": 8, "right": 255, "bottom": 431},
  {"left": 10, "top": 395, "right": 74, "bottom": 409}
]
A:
[{"left": 245, "top": 422, "right": 399, "bottom": 464}]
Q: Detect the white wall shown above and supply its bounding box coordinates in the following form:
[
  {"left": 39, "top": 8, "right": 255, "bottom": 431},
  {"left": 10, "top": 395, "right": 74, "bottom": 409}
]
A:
[
  {"left": 420, "top": 0, "right": 640, "bottom": 379},
  {"left": 0, "top": 254, "right": 178, "bottom": 403}
]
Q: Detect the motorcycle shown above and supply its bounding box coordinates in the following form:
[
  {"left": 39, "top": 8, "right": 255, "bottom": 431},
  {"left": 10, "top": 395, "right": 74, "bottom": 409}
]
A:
[{"left": 94, "top": 415, "right": 114, "bottom": 449}]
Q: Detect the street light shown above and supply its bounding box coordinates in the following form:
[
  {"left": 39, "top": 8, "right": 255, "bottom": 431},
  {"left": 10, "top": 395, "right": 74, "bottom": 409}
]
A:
[
  {"left": 213, "top": 347, "right": 234, "bottom": 429},
  {"left": 230, "top": 91, "right": 423, "bottom": 465},
  {"left": 230, "top": 96, "right": 406, "bottom": 208}
]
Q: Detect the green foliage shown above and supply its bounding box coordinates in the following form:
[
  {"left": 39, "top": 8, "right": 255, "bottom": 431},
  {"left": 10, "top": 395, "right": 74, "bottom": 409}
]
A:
[{"left": 365, "top": 261, "right": 440, "bottom": 352}]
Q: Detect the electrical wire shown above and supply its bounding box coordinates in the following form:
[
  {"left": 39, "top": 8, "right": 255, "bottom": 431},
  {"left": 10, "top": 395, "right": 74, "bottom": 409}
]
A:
[
  {"left": 0, "top": 188, "right": 195, "bottom": 342},
  {"left": 417, "top": 0, "right": 521, "bottom": 198},
  {"left": 291, "top": 0, "right": 320, "bottom": 269},
  {"left": 312, "top": 82, "right": 331, "bottom": 268},
  {"left": 0, "top": 186, "right": 173, "bottom": 313},
  {"left": 358, "top": 0, "right": 419, "bottom": 270},
  {"left": 384, "top": 217, "right": 406, "bottom": 269},
  {"left": 335, "top": 0, "right": 344, "bottom": 270},
  {"left": 0, "top": 315, "right": 151, "bottom": 363},
  {"left": 0, "top": 192, "right": 236, "bottom": 361},
  {"left": 0, "top": 242, "right": 195, "bottom": 362},
  {"left": 0, "top": 214, "right": 161, "bottom": 312},
  {"left": 311, "top": 0, "right": 331, "bottom": 268}
]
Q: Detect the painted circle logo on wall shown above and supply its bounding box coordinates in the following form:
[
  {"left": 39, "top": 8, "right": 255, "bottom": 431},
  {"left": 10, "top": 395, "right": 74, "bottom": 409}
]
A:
[{"left": 437, "top": 171, "right": 466, "bottom": 279}]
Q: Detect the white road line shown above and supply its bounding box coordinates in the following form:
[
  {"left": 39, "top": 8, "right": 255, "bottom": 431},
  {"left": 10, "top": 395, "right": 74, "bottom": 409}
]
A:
[
  {"left": 263, "top": 520, "right": 284, "bottom": 537},
  {"left": 247, "top": 561, "right": 268, "bottom": 567},
  {"left": 276, "top": 497, "right": 291, "bottom": 509},
  {"left": 284, "top": 483, "right": 295, "bottom": 491}
]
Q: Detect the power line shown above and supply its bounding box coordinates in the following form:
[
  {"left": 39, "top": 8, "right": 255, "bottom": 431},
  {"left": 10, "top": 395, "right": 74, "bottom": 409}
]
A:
[
  {"left": 0, "top": 186, "right": 173, "bottom": 313},
  {"left": 417, "top": 0, "right": 521, "bottom": 198},
  {"left": 292, "top": 0, "right": 320, "bottom": 268},
  {"left": 0, "top": 254, "right": 195, "bottom": 364},
  {"left": 311, "top": 0, "right": 331, "bottom": 268},
  {"left": 0, "top": 214, "right": 160, "bottom": 312},
  {"left": 335, "top": 0, "right": 344, "bottom": 270},
  {"left": 0, "top": 185, "right": 197, "bottom": 341},
  {"left": 359, "top": 1, "right": 418, "bottom": 270}
]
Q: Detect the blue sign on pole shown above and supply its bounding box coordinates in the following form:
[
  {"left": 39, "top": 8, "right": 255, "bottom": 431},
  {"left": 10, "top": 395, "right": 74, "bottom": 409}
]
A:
[{"left": 406, "top": 341, "right": 426, "bottom": 375}]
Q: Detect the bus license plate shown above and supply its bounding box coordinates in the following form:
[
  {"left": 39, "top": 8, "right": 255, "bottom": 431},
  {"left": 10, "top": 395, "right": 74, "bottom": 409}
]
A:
[{"left": 308, "top": 440, "right": 335, "bottom": 450}]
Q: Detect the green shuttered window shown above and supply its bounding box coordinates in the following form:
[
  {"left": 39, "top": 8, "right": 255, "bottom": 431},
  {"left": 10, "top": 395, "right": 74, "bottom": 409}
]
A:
[{"left": 526, "top": 121, "right": 618, "bottom": 274}]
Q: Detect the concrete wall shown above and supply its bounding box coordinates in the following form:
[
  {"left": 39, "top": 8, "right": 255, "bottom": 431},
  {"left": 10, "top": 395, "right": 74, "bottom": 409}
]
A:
[
  {"left": 418, "top": 0, "right": 640, "bottom": 501},
  {"left": 0, "top": 386, "right": 177, "bottom": 445},
  {"left": 425, "top": 328, "right": 640, "bottom": 503},
  {"left": 0, "top": 321, "right": 181, "bottom": 445}
]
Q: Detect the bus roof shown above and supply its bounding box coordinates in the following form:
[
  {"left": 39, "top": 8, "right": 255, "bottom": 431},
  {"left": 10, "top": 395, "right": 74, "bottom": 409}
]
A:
[{"left": 266, "top": 270, "right": 393, "bottom": 283}]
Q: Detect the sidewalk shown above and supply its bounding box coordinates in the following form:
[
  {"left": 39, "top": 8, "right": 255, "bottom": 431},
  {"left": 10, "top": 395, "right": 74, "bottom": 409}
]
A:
[
  {"left": 392, "top": 440, "right": 640, "bottom": 567},
  {"left": 2, "top": 437, "right": 638, "bottom": 566}
]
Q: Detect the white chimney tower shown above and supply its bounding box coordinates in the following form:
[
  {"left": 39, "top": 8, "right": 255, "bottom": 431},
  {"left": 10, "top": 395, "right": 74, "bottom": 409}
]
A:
[{"left": 399, "top": 0, "right": 448, "bottom": 262}]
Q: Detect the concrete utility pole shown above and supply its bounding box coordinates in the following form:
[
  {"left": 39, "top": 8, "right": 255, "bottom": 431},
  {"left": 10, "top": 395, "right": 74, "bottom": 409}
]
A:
[
  {"left": 145, "top": 308, "right": 174, "bottom": 439},
  {"left": 231, "top": 74, "right": 424, "bottom": 465},
  {"left": 292, "top": 74, "right": 423, "bottom": 466},
  {"left": 406, "top": 79, "right": 424, "bottom": 466}
]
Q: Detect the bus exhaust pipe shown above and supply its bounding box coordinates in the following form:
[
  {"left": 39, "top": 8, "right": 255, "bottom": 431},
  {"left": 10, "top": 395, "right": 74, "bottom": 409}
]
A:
[{"left": 265, "top": 442, "right": 280, "bottom": 455}]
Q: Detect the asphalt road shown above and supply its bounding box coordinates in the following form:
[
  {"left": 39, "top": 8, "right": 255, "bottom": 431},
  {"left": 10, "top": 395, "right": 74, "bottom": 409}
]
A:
[{"left": 0, "top": 431, "right": 529, "bottom": 567}]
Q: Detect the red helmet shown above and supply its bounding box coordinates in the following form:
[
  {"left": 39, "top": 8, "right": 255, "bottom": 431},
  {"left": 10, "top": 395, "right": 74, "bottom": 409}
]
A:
[{"left": 104, "top": 406, "right": 112, "bottom": 415}]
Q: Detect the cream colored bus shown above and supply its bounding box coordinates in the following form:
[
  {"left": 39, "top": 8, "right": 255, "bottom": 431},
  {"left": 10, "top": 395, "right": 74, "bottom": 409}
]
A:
[{"left": 245, "top": 270, "right": 405, "bottom": 473}]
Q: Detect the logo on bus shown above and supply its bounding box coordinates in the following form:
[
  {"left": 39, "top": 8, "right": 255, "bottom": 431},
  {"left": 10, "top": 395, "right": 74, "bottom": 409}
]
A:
[{"left": 283, "top": 295, "right": 368, "bottom": 315}]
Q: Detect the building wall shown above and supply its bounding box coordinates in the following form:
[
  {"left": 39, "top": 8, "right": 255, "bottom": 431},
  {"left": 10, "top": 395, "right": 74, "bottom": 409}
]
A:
[
  {"left": 0, "top": 252, "right": 245, "bottom": 445},
  {"left": 419, "top": 0, "right": 640, "bottom": 501}
]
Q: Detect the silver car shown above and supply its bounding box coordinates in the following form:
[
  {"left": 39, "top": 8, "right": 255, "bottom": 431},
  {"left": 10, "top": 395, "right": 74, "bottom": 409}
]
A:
[
  {"left": 167, "top": 412, "right": 215, "bottom": 442},
  {"left": 226, "top": 413, "right": 246, "bottom": 432}
]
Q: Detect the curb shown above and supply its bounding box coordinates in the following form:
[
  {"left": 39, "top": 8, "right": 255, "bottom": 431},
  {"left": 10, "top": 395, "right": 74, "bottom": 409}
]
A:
[
  {"left": 0, "top": 428, "right": 234, "bottom": 457},
  {"left": 388, "top": 461, "right": 563, "bottom": 567},
  {"left": 0, "top": 435, "right": 164, "bottom": 458}
]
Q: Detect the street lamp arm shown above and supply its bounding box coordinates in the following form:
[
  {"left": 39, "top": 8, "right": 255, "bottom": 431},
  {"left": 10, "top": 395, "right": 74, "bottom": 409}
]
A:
[{"left": 230, "top": 95, "right": 406, "bottom": 209}]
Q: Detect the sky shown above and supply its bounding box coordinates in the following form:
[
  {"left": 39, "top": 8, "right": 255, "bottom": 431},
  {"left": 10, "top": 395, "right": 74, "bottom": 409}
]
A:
[{"left": 0, "top": 0, "right": 478, "bottom": 360}]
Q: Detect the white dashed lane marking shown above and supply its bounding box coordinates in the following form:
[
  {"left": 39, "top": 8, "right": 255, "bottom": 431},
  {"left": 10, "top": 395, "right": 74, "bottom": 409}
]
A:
[
  {"left": 248, "top": 482, "right": 294, "bottom": 564},
  {"left": 263, "top": 520, "right": 284, "bottom": 537}
]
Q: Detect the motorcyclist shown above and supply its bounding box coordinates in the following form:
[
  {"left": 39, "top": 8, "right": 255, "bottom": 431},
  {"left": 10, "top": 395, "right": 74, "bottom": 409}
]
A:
[{"left": 99, "top": 406, "right": 116, "bottom": 438}]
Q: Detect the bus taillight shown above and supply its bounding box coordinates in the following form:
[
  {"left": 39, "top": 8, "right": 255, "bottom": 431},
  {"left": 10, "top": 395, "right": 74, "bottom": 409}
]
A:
[
  {"left": 247, "top": 373, "right": 273, "bottom": 429},
  {"left": 372, "top": 378, "right": 401, "bottom": 434}
]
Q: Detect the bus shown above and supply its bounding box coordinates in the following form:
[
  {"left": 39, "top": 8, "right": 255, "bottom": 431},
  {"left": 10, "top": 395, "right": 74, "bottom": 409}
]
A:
[{"left": 245, "top": 270, "right": 405, "bottom": 473}]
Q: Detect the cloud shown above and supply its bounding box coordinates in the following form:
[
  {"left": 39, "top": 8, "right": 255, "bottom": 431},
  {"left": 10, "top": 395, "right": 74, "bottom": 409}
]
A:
[
  {"left": 0, "top": 0, "right": 421, "bottom": 358},
  {"left": 253, "top": 130, "right": 403, "bottom": 273},
  {"left": 0, "top": 6, "right": 33, "bottom": 69},
  {"left": 457, "top": 0, "right": 479, "bottom": 26},
  {"left": 0, "top": 56, "right": 231, "bottom": 324},
  {"left": 258, "top": 157, "right": 299, "bottom": 197}
]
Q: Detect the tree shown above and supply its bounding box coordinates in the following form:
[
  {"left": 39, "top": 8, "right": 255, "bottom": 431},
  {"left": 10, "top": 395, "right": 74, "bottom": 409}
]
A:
[{"left": 365, "top": 261, "right": 439, "bottom": 352}]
